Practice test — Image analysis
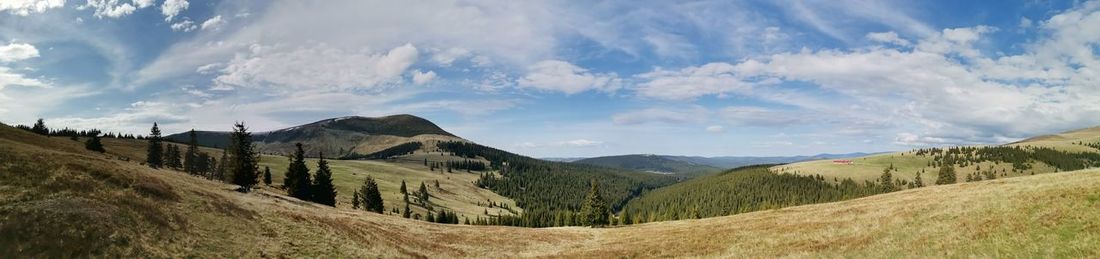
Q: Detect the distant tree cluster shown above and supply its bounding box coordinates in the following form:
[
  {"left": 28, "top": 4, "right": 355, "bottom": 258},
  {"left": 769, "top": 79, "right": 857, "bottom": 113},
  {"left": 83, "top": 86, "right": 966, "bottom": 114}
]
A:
[
  {"left": 340, "top": 142, "right": 422, "bottom": 160},
  {"left": 15, "top": 118, "right": 145, "bottom": 140},
  {"left": 913, "top": 146, "right": 1100, "bottom": 174},
  {"left": 283, "top": 143, "right": 339, "bottom": 205},
  {"left": 446, "top": 160, "right": 487, "bottom": 172}
]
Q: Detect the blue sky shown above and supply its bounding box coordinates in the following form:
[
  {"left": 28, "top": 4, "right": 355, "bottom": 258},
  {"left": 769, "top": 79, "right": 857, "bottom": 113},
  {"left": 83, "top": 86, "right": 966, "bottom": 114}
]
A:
[{"left": 2, "top": 0, "right": 1100, "bottom": 158}]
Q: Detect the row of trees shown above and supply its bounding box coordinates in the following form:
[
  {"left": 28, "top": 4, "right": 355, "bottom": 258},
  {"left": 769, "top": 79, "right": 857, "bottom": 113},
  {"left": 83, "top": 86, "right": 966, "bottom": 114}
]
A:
[
  {"left": 17, "top": 118, "right": 145, "bottom": 140},
  {"left": 339, "top": 142, "right": 422, "bottom": 160},
  {"left": 913, "top": 145, "right": 1100, "bottom": 173},
  {"left": 145, "top": 122, "right": 261, "bottom": 192}
]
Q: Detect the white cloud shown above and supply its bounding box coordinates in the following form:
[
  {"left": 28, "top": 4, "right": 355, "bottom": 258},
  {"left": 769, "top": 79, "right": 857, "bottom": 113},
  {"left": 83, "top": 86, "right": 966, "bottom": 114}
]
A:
[
  {"left": 200, "top": 15, "right": 225, "bottom": 31},
  {"left": 0, "top": 0, "right": 65, "bottom": 16},
  {"left": 195, "top": 62, "right": 221, "bottom": 74},
  {"left": 0, "top": 67, "right": 48, "bottom": 90},
  {"left": 0, "top": 42, "right": 40, "bottom": 62},
  {"left": 517, "top": 60, "right": 621, "bottom": 94},
  {"left": 430, "top": 47, "right": 471, "bottom": 67},
  {"left": 82, "top": 0, "right": 153, "bottom": 18},
  {"left": 213, "top": 43, "right": 419, "bottom": 92},
  {"left": 513, "top": 139, "right": 604, "bottom": 149},
  {"left": 411, "top": 70, "right": 437, "bottom": 85},
  {"left": 170, "top": 19, "right": 197, "bottom": 32},
  {"left": 52, "top": 101, "right": 189, "bottom": 134},
  {"left": 719, "top": 106, "right": 806, "bottom": 127},
  {"left": 633, "top": 62, "right": 753, "bottom": 100},
  {"left": 866, "top": 31, "right": 911, "bottom": 46},
  {"left": 705, "top": 125, "right": 725, "bottom": 133},
  {"left": 560, "top": 139, "right": 603, "bottom": 147},
  {"left": 612, "top": 106, "right": 709, "bottom": 125},
  {"left": 161, "top": 0, "right": 188, "bottom": 21}
]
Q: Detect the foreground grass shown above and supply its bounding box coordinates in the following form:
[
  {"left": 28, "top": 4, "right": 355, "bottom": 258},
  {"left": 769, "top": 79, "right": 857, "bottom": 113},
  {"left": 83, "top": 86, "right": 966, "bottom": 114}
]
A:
[{"left": 2, "top": 125, "right": 1098, "bottom": 257}]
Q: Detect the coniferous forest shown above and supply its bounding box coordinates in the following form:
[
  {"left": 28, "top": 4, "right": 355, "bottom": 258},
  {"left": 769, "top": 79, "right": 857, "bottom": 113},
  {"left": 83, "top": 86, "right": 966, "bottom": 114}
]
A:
[
  {"left": 620, "top": 165, "right": 891, "bottom": 223},
  {"left": 436, "top": 141, "right": 677, "bottom": 227}
]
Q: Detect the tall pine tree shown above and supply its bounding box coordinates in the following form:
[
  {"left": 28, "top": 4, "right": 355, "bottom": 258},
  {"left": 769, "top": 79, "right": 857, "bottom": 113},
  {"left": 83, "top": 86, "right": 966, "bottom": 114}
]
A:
[
  {"left": 284, "top": 143, "right": 312, "bottom": 200},
  {"left": 146, "top": 122, "right": 164, "bottom": 169},
  {"left": 263, "top": 166, "right": 272, "bottom": 186},
  {"left": 359, "top": 176, "right": 384, "bottom": 213},
  {"left": 579, "top": 180, "right": 609, "bottom": 227},
  {"left": 229, "top": 122, "right": 260, "bottom": 192},
  {"left": 184, "top": 129, "right": 199, "bottom": 175},
  {"left": 31, "top": 118, "right": 49, "bottom": 135},
  {"left": 311, "top": 152, "right": 338, "bottom": 206}
]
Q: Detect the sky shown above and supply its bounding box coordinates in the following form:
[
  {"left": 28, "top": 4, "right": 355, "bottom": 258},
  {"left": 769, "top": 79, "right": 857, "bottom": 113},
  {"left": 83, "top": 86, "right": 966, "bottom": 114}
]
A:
[{"left": 1, "top": 0, "right": 1100, "bottom": 158}]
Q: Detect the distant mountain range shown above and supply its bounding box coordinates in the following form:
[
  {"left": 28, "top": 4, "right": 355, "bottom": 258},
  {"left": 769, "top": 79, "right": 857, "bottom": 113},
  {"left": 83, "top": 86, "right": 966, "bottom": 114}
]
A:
[{"left": 573, "top": 154, "right": 723, "bottom": 178}]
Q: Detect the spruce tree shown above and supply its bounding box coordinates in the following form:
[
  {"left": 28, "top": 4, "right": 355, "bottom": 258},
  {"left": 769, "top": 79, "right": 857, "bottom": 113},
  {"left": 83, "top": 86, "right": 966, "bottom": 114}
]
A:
[
  {"left": 184, "top": 129, "right": 199, "bottom": 175},
  {"left": 879, "top": 169, "right": 895, "bottom": 192},
  {"left": 914, "top": 171, "right": 925, "bottom": 187},
  {"left": 146, "top": 122, "right": 164, "bottom": 169},
  {"left": 229, "top": 122, "right": 260, "bottom": 192},
  {"left": 579, "top": 180, "right": 610, "bottom": 227},
  {"left": 284, "top": 143, "right": 312, "bottom": 200},
  {"left": 400, "top": 180, "right": 409, "bottom": 202},
  {"left": 263, "top": 166, "right": 272, "bottom": 186},
  {"left": 360, "top": 176, "right": 384, "bottom": 213},
  {"left": 31, "top": 118, "right": 49, "bottom": 135},
  {"left": 311, "top": 152, "right": 338, "bottom": 206},
  {"left": 418, "top": 182, "right": 430, "bottom": 204},
  {"left": 351, "top": 191, "right": 361, "bottom": 209},
  {"left": 403, "top": 202, "right": 411, "bottom": 218},
  {"left": 84, "top": 134, "right": 105, "bottom": 153},
  {"left": 936, "top": 165, "right": 957, "bottom": 185}
]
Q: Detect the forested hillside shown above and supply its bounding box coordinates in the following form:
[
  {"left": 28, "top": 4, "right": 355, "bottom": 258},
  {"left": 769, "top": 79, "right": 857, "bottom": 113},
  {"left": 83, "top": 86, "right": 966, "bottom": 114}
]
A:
[
  {"left": 621, "top": 165, "right": 889, "bottom": 222},
  {"left": 574, "top": 154, "right": 722, "bottom": 178},
  {"left": 437, "top": 141, "right": 678, "bottom": 227}
]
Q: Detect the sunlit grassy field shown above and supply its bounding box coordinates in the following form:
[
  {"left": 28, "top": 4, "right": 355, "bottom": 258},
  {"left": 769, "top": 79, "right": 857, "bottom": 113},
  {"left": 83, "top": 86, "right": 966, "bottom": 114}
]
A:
[{"left": 773, "top": 151, "right": 1052, "bottom": 184}]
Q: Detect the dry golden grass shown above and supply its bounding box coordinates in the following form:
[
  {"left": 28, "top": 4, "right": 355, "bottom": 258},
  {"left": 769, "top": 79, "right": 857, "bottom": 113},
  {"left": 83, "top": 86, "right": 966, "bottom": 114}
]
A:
[{"left": 3, "top": 124, "right": 1099, "bottom": 258}]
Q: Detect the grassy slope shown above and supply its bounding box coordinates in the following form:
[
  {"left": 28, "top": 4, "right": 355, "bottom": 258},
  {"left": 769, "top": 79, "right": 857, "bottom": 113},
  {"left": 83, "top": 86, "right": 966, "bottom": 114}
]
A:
[
  {"left": 772, "top": 126, "right": 1100, "bottom": 184},
  {"left": 4, "top": 123, "right": 1099, "bottom": 257},
  {"left": 84, "top": 135, "right": 519, "bottom": 220},
  {"left": 257, "top": 151, "right": 520, "bottom": 220}
]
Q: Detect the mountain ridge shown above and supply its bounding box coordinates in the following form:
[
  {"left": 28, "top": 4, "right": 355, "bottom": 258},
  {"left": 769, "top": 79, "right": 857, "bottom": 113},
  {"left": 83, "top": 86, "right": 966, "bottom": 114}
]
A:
[{"left": 165, "top": 114, "right": 462, "bottom": 157}]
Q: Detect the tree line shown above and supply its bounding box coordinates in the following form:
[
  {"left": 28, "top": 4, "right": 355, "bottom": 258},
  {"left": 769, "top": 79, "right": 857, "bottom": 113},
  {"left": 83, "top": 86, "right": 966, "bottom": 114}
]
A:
[{"left": 339, "top": 141, "right": 422, "bottom": 160}]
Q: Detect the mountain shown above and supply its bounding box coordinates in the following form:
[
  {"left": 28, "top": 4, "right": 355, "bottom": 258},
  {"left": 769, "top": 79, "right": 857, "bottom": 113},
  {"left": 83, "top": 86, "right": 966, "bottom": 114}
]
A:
[
  {"left": 660, "top": 152, "right": 878, "bottom": 169},
  {"left": 165, "top": 114, "right": 463, "bottom": 157},
  {"left": 574, "top": 154, "right": 722, "bottom": 178},
  {"left": 539, "top": 157, "right": 587, "bottom": 162},
  {"left": 2, "top": 122, "right": 1097, "bottom": 257}
]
